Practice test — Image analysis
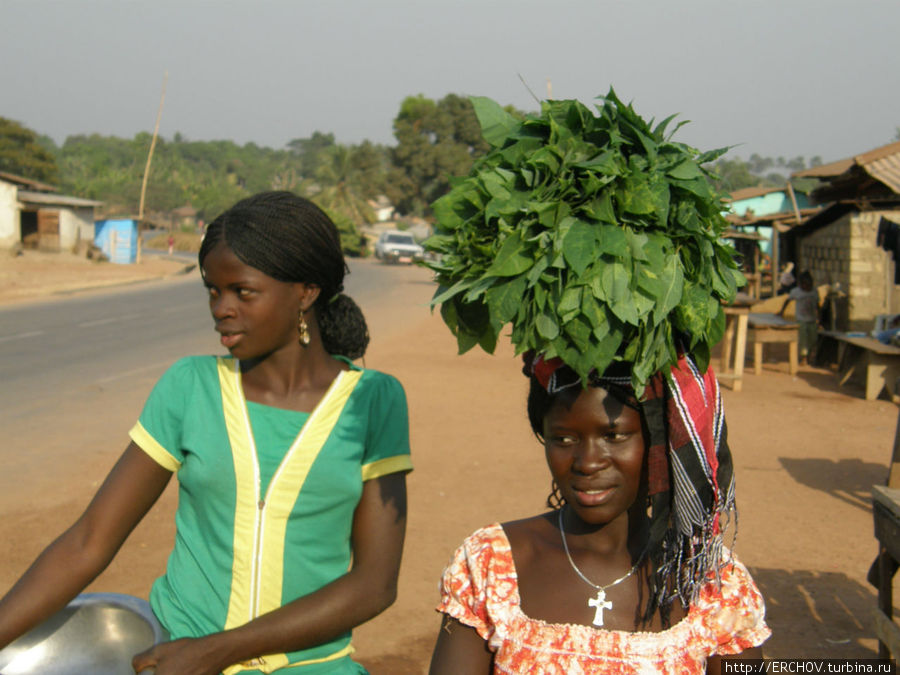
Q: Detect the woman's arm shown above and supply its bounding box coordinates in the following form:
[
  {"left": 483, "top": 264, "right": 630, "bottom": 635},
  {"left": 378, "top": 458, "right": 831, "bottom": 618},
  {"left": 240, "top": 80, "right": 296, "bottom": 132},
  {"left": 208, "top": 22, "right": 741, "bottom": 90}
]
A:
[
  {"left": 0, "top": 443, "right": 172, "bottom": 648},
  {"left": 133, "top": 471, "right": 409, "bottom": 675},
  {"left": 429, "top": 615, "right": 493, "bottom": 675}
]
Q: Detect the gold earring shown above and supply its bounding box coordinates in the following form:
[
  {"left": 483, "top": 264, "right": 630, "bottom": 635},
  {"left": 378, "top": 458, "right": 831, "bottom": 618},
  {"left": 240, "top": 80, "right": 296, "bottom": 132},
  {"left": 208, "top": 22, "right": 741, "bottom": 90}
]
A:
[
  {"left": 546, "top": 481, "right": 565, "bottom": 510},
  {"left": 298, "top": 311, "right": 310, "bottom": 346}
]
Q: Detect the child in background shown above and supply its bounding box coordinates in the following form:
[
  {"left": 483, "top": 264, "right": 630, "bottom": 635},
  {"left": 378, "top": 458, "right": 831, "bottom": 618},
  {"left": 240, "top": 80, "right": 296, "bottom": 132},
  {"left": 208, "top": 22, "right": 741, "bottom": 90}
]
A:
[{"left": 778, "top": 270, "right": 820, "bottom": 365}]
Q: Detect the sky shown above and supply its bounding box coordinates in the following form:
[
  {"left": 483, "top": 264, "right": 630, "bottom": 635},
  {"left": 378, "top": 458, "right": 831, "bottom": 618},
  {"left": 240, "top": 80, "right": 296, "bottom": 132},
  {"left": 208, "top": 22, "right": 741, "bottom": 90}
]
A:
[{"left": 2, "top": 0, "right": 899, "bottom": 164}]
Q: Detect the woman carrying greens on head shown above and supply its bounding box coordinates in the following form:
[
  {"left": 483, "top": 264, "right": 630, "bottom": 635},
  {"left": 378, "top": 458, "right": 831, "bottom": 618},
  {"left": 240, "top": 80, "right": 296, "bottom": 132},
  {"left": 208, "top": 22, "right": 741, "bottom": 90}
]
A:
[
  {"left": 425, "top": 92, "right": 770, "bottom": 673},
  {"left": 0, "top": 191, "right": 411, "bottom": 675}
]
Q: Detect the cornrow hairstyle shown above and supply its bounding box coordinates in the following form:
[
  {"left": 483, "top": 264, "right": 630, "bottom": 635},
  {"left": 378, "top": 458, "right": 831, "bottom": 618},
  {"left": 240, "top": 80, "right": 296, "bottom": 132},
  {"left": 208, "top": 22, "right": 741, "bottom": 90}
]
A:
[{"left": 199, "top": 191, "right": 370, "bottom": 359}]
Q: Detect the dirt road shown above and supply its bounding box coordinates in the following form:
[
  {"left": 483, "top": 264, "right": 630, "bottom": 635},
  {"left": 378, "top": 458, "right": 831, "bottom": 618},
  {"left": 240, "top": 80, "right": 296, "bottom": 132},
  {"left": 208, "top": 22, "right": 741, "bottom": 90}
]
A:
[{"left": 0, "top": 251, "right": 896, "bottom": 671}]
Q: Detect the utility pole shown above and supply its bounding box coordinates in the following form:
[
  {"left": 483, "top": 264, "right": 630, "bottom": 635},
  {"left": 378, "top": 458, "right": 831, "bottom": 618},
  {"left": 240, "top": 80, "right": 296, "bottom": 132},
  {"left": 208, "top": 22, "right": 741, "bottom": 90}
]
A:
[{"left": 137, "top": 71, "right": 167, "bottom": 264}]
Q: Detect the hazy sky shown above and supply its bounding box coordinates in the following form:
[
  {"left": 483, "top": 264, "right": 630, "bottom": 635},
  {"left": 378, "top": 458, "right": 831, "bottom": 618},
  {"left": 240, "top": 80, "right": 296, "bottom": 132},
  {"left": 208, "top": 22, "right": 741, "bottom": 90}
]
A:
[{"left": 3, "top": 0, "right": 898, "bottom": 164}]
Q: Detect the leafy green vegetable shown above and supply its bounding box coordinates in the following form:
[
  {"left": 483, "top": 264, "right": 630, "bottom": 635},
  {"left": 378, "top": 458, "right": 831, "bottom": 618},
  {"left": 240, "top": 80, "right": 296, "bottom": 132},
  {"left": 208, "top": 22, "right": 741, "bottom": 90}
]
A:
[{"left": 423, "top": 88, "right": 743, "bottom": 391}]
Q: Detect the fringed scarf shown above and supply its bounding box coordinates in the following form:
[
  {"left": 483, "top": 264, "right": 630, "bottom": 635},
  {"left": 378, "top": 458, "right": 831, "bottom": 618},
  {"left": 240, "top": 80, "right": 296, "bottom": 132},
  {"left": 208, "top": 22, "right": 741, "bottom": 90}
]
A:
[{"left": 529, "top": 352, "right": 736, "bottom": 621}]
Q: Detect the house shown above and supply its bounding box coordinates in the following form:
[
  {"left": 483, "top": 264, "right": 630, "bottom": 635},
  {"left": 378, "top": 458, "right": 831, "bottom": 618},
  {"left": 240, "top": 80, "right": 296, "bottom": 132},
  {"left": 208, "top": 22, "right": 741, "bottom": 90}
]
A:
[
  {"left": 171, "top": 204, "right": 198, "bottom": 230},
  {"left": 367, "top": 195, "right": 395, "bottom": 223},
  {"left": 0, "top": 171, "right": 102, "bottom": 252},
  {"left": 787, "top": 141, "right": 900, "bottom": 330}
]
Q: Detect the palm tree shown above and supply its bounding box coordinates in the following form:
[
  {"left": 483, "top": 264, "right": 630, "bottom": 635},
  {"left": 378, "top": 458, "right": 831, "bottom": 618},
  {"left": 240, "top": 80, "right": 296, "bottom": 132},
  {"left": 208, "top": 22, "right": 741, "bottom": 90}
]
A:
[{"left": 313, "top": 145, "right": 376, "bottom": 225}]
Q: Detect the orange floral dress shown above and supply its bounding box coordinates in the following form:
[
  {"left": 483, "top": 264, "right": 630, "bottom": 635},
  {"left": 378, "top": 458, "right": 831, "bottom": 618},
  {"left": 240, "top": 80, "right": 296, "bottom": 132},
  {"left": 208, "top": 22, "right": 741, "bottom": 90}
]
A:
[{"left": 437, "top": 524, "right": 770, "bottom": 674}]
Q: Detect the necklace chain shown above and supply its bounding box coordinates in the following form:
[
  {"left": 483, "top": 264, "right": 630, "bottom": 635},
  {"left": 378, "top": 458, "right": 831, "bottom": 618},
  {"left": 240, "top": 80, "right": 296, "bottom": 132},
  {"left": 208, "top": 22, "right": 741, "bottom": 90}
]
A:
[{"left": 557, "top": 506, "right": 645, "bottom": 593}]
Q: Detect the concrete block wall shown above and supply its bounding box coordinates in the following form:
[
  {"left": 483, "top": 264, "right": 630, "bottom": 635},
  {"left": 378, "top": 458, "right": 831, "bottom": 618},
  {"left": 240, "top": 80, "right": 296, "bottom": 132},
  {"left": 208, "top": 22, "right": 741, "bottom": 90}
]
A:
[{"left": 799, "top": 210, "right": 900, "bottom": 330}]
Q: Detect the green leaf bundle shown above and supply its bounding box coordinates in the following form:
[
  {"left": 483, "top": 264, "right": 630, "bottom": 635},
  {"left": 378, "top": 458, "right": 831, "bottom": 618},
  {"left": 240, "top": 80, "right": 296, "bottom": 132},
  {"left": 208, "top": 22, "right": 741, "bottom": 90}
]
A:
[{"left": 423, "top": 89, "right": 744, "bottom": 391}]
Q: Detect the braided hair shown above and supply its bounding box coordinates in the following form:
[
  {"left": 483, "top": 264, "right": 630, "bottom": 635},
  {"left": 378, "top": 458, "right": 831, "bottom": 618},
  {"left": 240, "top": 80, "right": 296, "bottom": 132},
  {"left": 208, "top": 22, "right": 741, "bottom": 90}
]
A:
[{"left": 199, "top": 191, "right": 370, "bottom": 359}]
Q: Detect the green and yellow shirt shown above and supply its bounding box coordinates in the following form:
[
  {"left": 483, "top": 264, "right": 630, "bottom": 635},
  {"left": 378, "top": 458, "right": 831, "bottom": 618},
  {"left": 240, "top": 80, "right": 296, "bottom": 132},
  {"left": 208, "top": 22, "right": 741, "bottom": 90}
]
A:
[{"left": 129, "top": 356, "right": 412, "bottom": 674}]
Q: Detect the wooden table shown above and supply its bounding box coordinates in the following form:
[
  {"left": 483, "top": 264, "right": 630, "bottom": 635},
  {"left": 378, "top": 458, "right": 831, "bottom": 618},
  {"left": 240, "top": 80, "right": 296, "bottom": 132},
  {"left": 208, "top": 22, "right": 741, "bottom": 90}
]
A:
[
  {"left": 820, "top": 331, "right": 900, "bottom": 401},
  {"left": 872, "top": 485, "right": 900, "bottom": 658},
  {"left": 748, "top": 313, "right": 799, "bottom": 375},
  {"left": 719, "top": 305, "right": 750, "bottom": 392}
]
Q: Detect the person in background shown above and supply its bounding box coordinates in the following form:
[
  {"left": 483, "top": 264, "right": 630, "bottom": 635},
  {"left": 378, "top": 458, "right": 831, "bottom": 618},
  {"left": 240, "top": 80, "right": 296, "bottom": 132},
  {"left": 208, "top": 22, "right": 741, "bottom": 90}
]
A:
[
  {"left": 777, "top": 270, "right": 820, "bottom": 365},
  {"left": 776, "top": 262, "right": 795, "bottom": 295}
]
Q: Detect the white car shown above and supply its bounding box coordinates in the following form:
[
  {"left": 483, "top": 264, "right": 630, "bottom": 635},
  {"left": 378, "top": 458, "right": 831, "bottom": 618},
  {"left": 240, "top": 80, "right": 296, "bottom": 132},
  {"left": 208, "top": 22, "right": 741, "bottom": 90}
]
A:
[{"left": 374, "top": 230, "right": 425, "bottom": 264}]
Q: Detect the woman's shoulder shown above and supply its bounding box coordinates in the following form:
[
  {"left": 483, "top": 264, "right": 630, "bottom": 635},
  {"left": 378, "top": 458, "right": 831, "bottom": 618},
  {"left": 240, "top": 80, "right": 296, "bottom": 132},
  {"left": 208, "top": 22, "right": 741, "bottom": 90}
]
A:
[
  {"left": 351, "top": 365, "right": 407, "bottom": 399},
  {"left": 154, "top": 355, "right": 220, "bottom": 388},
  {"left": 458, "top": 522, "right": 508, "bottom": 552},
  {"left": 442, "top": 523, "right": 515, "bottom": 594},
  {"left": 500, "top": 513, "right": 556, "bottom": 569}
]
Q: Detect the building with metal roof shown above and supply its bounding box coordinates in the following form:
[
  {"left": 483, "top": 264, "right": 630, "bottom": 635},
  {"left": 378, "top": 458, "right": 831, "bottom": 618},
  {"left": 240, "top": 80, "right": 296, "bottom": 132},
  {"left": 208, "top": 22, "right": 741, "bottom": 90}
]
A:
[{"left": 0, "top": 172, "right": 102, "bottom": 252}]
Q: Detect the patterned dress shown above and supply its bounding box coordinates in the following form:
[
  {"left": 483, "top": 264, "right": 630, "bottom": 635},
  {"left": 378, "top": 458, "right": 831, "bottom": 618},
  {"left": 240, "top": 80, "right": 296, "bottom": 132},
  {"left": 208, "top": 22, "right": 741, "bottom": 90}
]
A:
[{"left": 438, "top": 524, "right": 770, "bottom": 674}]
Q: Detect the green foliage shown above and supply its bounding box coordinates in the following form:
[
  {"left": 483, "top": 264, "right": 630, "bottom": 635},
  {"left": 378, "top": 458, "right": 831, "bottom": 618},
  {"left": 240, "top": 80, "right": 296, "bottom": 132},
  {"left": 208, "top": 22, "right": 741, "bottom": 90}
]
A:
[
  {"left": 287, "top": 131, "right": 336, "bottom": 177},
  {"left": 50, "top": 130, "right": 379, "bottom": 256},
  {"left": 424, "top": 90, "right": 744, "bottom": 391},
  {"left": 0, "top": 117, "right": 59, "bottom": 183},
  {"left": 388, "top": 93, "right": 518, "bottom": 215},
  {"left": 709, "top": 152, "right": 824, "bottom": 193},
  {"left": 55, "top": 133, "right": 296, "bottom": 220},
  {"left": 316, "top": 205, "right": 367, "bottom": 257},
  {"left": 312, "top": 143, "right": 382, "bottom": 226}
]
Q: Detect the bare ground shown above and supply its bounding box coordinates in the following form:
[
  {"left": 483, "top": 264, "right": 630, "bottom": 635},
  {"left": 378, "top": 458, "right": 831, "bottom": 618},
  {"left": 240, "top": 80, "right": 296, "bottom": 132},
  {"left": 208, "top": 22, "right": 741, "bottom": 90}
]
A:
[{"left": 1, "top": 254, "right": 897, "bottom": 672}]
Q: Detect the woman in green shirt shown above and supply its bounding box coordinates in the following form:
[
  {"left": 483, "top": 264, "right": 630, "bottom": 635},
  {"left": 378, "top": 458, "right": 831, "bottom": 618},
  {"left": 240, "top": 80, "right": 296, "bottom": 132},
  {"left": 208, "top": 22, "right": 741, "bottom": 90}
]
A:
[{"left": 0, "top": 191, "right": 412, "bottom": 674}]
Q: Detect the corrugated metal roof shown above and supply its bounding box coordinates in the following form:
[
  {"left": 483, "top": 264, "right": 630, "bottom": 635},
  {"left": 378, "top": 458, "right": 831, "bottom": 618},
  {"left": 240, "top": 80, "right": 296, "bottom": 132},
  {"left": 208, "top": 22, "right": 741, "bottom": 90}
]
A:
[
  {"left": 855, "top": 140, "right": 900, "bottom": 165},
  {"left": 0, "top": 171, "right": 58, "bottom": 192},
  {"left": 727, "top": 186, "right": 785, "bottom": 201},
  {"left": 864, "top": 153, "right": 900, "bottom": 193},
  {"left": 792, "top": 140, "right": 900, "bottom": 194},
  {"left": 18, "top": 190, "right": 103, "bottom": 207},
  {"left": 793, "top": 158, "right": 854, "bottom": 179}
]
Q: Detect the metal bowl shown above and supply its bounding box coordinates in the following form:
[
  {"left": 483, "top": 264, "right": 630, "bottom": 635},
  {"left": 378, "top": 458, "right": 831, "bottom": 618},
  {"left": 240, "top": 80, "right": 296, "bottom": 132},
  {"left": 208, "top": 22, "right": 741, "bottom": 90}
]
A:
[{"left": 0, "top": 593, "right": 168, "bottom": 674}]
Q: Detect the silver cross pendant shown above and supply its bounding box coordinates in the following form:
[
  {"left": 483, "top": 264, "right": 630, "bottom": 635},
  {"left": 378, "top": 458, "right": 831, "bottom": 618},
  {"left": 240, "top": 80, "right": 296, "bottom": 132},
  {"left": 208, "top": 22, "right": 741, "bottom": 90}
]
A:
[{"left": 588, "top": 589, "right": 613, "bottom": 627}]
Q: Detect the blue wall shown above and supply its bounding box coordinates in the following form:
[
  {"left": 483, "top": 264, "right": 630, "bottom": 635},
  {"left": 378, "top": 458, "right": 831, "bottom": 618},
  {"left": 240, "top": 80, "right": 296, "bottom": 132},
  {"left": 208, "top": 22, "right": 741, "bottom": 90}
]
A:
[
  {"left": 94, "top": 219, "right": 137, "bottom": 264},
  {"left": 729, "top": 191, "right": 810, "bottom": 218}
]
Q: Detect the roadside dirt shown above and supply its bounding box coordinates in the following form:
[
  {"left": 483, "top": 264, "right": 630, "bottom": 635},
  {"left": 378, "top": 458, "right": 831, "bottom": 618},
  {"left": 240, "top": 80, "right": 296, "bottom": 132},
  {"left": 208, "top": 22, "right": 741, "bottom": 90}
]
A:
[
  {"left": 0, "top": 249, "right": 193, "bottom": 305},
  {"left": 0, "top": 256, "right": 897, "bottom": 672}
]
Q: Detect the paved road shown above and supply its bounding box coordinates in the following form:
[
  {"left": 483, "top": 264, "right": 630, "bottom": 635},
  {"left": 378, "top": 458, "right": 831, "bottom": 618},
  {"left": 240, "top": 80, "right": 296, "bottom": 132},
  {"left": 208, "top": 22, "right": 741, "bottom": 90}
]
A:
[{"left": 0, "top": 259, "right": 434, "bottom": 450}]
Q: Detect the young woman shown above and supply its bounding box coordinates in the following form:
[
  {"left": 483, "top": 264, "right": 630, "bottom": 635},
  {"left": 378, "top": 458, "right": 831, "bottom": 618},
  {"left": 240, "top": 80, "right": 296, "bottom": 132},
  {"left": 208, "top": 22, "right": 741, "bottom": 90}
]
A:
[
  {"left": 0, "top": 191, "right": 412, "bottom": 675},
  {"left": 429, "top": 354, "right": 769, "bottom": 673}
]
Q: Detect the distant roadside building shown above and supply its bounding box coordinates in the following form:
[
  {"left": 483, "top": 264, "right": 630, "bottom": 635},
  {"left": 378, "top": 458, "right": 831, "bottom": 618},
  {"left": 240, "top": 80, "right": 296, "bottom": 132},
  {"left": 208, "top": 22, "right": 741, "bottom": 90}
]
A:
[
  {"left": 0, "top": 172, "right": 102, "bottom": 252},
  {"left": 726, "top": 185, "right": 819, "bottom": 297},
  {"left": 789, "top": 141, "right": 900, "bottom": 330}
]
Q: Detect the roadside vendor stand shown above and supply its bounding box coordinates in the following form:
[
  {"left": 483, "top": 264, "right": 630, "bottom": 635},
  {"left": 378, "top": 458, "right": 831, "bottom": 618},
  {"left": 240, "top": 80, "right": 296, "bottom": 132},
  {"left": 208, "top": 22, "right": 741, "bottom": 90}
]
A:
[
  {"left": 719, "top": 294, "right": 756, "bottom": 392},
  {"left": 747, "top": 313, "right": 799, "bottom": 376},
  {"left": 819, "top": 331, "right": 900, "bottom": 401},
  {"left": 873, "top": 484, "right": 900, "bottom": 659}
]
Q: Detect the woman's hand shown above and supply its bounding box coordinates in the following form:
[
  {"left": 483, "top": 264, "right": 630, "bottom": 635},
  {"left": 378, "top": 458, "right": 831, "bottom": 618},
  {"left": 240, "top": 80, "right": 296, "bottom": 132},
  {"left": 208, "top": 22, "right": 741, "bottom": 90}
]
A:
[
  {"left": 132, "top": 637, "right": 227, "bottom": 675},
  {"left": 140, "top": 473, "right": 410, "bottom": 670}
]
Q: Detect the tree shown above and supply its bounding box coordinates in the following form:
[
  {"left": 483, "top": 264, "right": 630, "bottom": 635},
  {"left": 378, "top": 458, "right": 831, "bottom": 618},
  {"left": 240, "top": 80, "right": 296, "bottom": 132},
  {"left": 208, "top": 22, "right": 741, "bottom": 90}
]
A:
[
  {"left": 0, "top": 117, "right": 59, "bottom": 183},
  {"left": 388, "top": 93, "right": 494, "bottom": 215},
  {"left": 312, "top": 144, "right": 376, "bottom": 226},
  {"left": 708, "top": 154, "right": 824, "bottom": 194},
  {"left": 287, "top": 131, "right": 336, "bottom": 178}
]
